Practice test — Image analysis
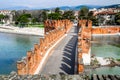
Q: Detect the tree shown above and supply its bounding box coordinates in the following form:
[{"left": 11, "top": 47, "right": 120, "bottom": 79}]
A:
[
  {"left": 12, "top": 10, "right": 19, "bottom": 22},
  {"left": 62, "top": 10, "right": 75, "bottom": 21},
  {"left": 18, "top": 16, "right": 29, "bottom": 27},
  {"left": 88, "top": 11, "right": 99, "bottom": 26},
  {"left": 115, "top": 12, "right": 120, "bottom": 25},
  {"left": 78, "top": 6, "right": 89, "bottom": 19},
  {"left": 55, "top": 7, "right": 62, "bottom": 14},
  {"left": 0, "top": 14, "right": 5, "bottom": 22},
  {"left": 78, "top": 7, "right": 98, "bottom": 26},
  {"left": 48, "top": 13, "right": 61, "bottom": 20},
  {"left": 31, "top": 18, "right": 37, "bottom": 24},
  {"left": 17, "top": 14, "right": 31, "bottom": 27},
  {"left": 41, "top": 10, "right": 48, "bottom": 21}
]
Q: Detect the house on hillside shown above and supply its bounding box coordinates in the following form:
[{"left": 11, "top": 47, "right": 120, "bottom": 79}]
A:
[{"left": 94, "top": 8, "right": 120, "bottom": 26}]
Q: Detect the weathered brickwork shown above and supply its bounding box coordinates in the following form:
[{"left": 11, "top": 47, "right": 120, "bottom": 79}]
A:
[
  {"left": 17, "top": 20, "right": 73, "bottom": 75},
  {"left": 77, "top": 20, "right": 92, "bottom": 73},
  {"left": 77, "top": 20, "right": 120, "bottom": 74},
  {"left": 44, "top": 20, "right": 72, "bottom": 34},
  {"left": 92, "top": 27, "right": 120, "bottom": 34}
]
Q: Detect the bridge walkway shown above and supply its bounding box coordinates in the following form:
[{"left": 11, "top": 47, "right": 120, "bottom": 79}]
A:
[{"left": 40, "top": 24, "right": 78, "bottom": 74}]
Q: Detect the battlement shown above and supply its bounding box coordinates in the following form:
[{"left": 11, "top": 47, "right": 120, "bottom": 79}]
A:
[
  {"left": 17, "top": 20, "right": 73, "bottom": 75},
  {"left": 92, "top": 27, "right": 120, "bottom": 34},
  {"left": 77, "top": 20, "right": 92, "bottom": 73},
  {"left": 77, "top": 19, "right": 120, "bottom": 74}
]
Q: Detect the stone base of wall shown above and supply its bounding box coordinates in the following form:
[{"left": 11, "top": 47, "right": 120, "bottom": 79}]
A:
[
  {"left": 82, "top": 48, "right": 91, "bottom": 65},
  {"left": 1, "top": 71, "right": 119, "bottom": 80}
]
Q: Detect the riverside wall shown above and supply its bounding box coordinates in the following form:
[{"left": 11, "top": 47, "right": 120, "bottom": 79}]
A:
[
  {"left": 92, "top": 27, "right": 120, "bottom": 34},
  {"left": 77, "top": 20, "right": 120, "bottom": 74},
  {"left": 17, "top": 20, "right": 73, "bottom": 75}
]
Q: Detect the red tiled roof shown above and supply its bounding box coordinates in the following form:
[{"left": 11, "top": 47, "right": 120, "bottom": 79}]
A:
[{"left": 94, "top": 11, "right": 116, "bottom": 16}]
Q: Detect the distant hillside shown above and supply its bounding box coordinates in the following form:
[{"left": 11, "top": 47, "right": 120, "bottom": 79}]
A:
[
  {"left": 73, "top": 5, "right": 101, "bottom": 10},
  {"left": 0, "top": 4, "right": 119, "bottom": 10},
  {"left": 56, "top": 4, "right": 120, "bottom": 10},
  {"left": 59, "top": 6, "right": 71, "bottom": 10},
  {"left": 99, "top": 4, "right": 120, "bottom": 9},
  {"left": 57, "top": 5, "right": 101, "bottom": 10}
]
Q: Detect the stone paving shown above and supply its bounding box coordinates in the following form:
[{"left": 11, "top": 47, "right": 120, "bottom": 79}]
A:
[{"left": 40, "top": 24, "right": 78, "bottom": 74}]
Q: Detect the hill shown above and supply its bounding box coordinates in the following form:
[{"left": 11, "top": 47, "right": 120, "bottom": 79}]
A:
[{"left": 0, "top": 4, "right": 119, "bottom": 10}]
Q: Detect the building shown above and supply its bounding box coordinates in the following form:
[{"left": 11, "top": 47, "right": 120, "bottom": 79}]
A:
[
  {"left": 0, "top": 10, "right": 13, "bottom": 25},
  {"left": 94, "top": 8, "right": 120, "bottom": 25}
]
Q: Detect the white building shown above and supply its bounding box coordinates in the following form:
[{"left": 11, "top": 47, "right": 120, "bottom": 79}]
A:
[
  {"left": 94, "top": 8, "right": 119, "bottom": 25},
  {"left": 0, "top": 10, "right": 13, "bottom": 25}
]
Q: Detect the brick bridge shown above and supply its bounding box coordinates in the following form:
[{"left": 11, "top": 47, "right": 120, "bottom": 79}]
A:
[{"left": 16, "top": 19, "right": 120, "bottom": 75}]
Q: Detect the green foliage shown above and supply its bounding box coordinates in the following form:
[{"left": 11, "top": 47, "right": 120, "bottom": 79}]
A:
[
  {"left": 0, "top": 14, "right": 4, "bottom": 18},
  {"left": 116, "top": 59, "right": 120, "bottom": 61},
  {"left": 78, "top": 6, "right": 89, "bottom": 19},
  {"left": 31, "top": 18, "right": 37, "bottom": 23},
  {"left": 17, "top": 15, "right": 29, "bottom": 23},
  {"left": 78, "top": 7, "right": 98, "bottom": 26},
  {"left": 0, "top": 14, "right": 5, "bottom": 21},
  {"left": 41, "top": 11, "right": 47, "bottom": 21},
  {"left": 55, "top": 7, "right": 62, "bottom": 14},
  {"left": 115, "top": 12, "right": 120, "bottom": 25},
  {"left": 4, "top": 15, "right": 9, "bottom": 19},
  {"left": 62, "top": 10, "right": 75, "bottom": 21},
  {"left": 16, "top": 14, "right": 31, "bottom": 27},
  {"left": 0, "top": 14, "right": 9, "bottom": 24},
  {"left": 12, "top": 10, "right": 20, "bottom": 21},
  {"left": 88, "top": 12, "right": 99, "bottom": 26},
  {"left": 48, "top": 13, "right": 61, "bottom": 20},
  {"left": 91, "top": 58, "right": 100, "bottom": 66},
  {"left": 28, "top": 24, "right": 44, "bottom": 28}
]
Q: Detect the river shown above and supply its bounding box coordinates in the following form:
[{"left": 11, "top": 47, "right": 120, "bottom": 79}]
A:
[
  {"left": 0, "top": 32, "right": 40, "bottom": 74},
  {"left": 91, "top": 35, "right": 120, "bottom": 75}
]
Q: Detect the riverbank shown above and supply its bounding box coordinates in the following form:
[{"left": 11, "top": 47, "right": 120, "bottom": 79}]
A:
[
  {"left": 91, "top": 56, "right": 120, "bottom": 68},
  {"left": 0, "top": 25, "right": 44, "bottom": 36}
]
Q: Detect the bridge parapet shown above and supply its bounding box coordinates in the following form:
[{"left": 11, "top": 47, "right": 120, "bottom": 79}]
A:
[
  {"left": 44, "top": 19, "right": 73, "bottom": 34},
  {"left": 17, "top": 20, "right": 73, "bottom": 75},
  {"left": 92, "top": 27, "right": 120, "bottom": 34},
  {"left": 77, "top": 20, "right": 120, "bottom": 74},
  {"left": 77, "top": 20, "right": 92, "bottom": 74}
]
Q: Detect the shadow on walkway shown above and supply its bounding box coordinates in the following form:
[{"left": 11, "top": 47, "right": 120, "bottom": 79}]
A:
[{"left": 60, "top": 26, "right": 78, "bottom": 74}]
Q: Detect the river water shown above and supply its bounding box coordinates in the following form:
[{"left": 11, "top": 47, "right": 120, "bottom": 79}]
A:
[
  {"left": 0, "top": 32, "right": 120, "bottom": 75},
  {"left": 0, "top": 32, "right": 40, "bottom": 74},
  {"left": 91, "top": 35, "right": 120, "bottom": 75}
]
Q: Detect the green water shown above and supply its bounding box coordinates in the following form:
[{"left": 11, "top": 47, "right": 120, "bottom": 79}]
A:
[
  {"left": 0, "top": 32, "right": 40, "bottom": 74},
  {"left": 91, "top": 35, "right": 120, "bottom": 74},
  {"left": 92, "top": 35, "right": 120, "bottom": 59},
  {"left": 91, "top": 66, "right": 120, "bottom": 75},
  {"left": 91, "top": 44, "right": 120, "bottom": 59}
]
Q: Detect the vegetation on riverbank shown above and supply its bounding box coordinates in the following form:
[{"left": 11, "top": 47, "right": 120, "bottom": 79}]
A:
[
  {"left": 111, "top": 43, "right": 120, "bottom": 48},
  {"left": 91, "top": 55, "right": 120, "bottom": 69},
  {"left": 13, "top": 8, "right": 75, "bottom": 28},
  {"left": 14, "top": 23, "right": 44, "bottom": 28}
]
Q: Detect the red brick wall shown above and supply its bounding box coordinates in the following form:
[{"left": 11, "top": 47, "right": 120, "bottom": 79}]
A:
[
  {"left": 17, "top": 20, "right": 73, "bottom": 75},
  {"left": 77, "top": 20, "right": 92, "bottom": 73}
]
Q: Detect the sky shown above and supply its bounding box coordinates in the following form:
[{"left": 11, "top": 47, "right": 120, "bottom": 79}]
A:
[{"left": 0, "top": 0, "right": 120, "bottom": 9}]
